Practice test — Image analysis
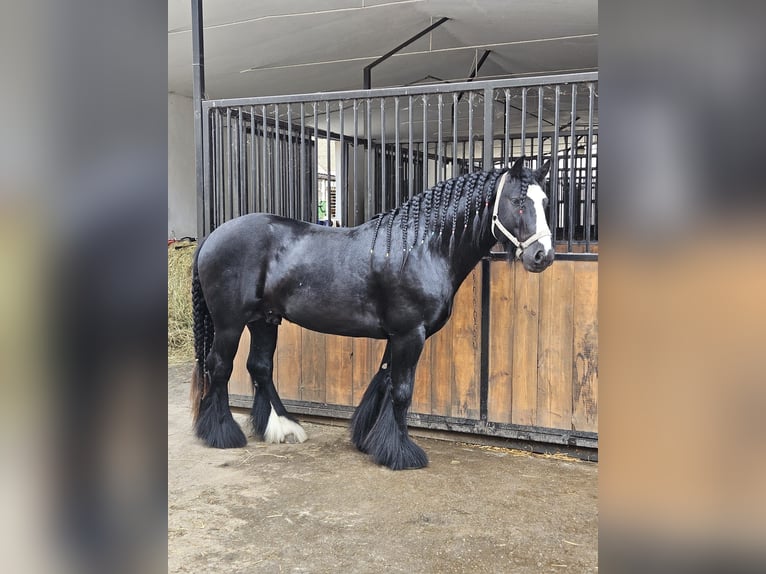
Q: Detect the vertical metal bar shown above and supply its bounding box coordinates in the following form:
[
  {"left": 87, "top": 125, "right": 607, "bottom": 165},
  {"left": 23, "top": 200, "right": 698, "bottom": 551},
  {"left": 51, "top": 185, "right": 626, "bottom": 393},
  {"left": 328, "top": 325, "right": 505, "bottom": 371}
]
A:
[
  {"left": 380, "top": 99, "right": 387, "bottom": 211},
  {"left": 300, "top": 102, "right": 306, "bottom": 220},
  {"left": 479, "top": 258, "right": 491, "bottom": 422},
  {"left": 238, "top": 108, "right": 244, "bottom": 216},
  {"left": 326, "top": 100, "right": 331, "bottom": 225},
  {"left": 452, "top": 92, "right": 458, "bottom": 178},
  {"left": 468, "top": 92, "right": 474, "bottom": 170},
  {"left": 483, "top": 88, "right": 493, "bottom": 171},
  {"left": 568, "top": 84, "right": 578, "bottom": 252},
  {"left": 366, "top": 98, "right": 372, "bottom": 217},
  {"left": 201, "top": 107, "right": 211, "bottom": 235},
  {"left": 261, "top": 105, "right": 268, "bottom": 213},
  {"left": 551, "top": 85, "right": 561, "bottom": 243},
  {"left": 313, "top": 102, "right": 319, "bottom": 222},
  {"left": 520, "top": 88, "right": 527, "bottom": 159},
  {"left": 248, "top": 106, "right": 258, "bottom": 216},
  {"left": 192, "top": 0, "right": 206, "bottom": 238},
  {"left": 287, "top": 103, "right": 294, "bottom": 218},
  {"left": 394, "top": 97, "right": 400, "bottom": 207},
  {"left": 339, "top": 100, "right": 345, "bottom": 226},
  {"left": 215, "top": 109, "right": 221, "bottom": 226},
  {"left": 353, "top": 99, "right": 359, "bottom": 224},
  {"left": 422, "top": 95, "right": 428, "bottom": 191},
  {"left": 585, "top": 82, "right": 595, "bottom": 251},
  {"left": 537, "top": 86, "right": 544, "bottom": 166},
  {"left": 437, "top": 94, "right": 443, "bottom": 181},
  {"left": 504, "top": 89, "right": 510, "bottom": 167},
  {"left": 274, "top": 104, "right": 281, "bottom": 216},
  {"left": 226, "top": 108, "right": 232, "bottom": 221},
  {"left": 408, "top": 95, "right": 414, "bottom": 199}
]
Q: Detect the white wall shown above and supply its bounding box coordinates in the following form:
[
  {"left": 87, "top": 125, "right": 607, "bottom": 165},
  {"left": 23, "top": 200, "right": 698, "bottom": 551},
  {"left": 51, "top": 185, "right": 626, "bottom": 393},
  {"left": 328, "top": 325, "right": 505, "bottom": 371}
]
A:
[{"left": 168, "top": 93, "right": 197, "bottom": 238}]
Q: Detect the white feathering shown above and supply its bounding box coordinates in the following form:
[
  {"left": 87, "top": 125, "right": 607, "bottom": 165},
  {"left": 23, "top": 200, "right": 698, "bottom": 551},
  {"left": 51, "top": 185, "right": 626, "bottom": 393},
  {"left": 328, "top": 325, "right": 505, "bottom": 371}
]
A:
[{"left": 263, "top": 406, "right": 308, "bottom": 444}]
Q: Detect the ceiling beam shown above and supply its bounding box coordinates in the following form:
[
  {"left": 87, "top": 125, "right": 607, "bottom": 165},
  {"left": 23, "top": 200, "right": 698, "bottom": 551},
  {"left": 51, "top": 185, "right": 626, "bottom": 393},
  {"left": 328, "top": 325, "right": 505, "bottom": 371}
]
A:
[{"left": 363, "top": 16, "right": 449, "bottom": 89}]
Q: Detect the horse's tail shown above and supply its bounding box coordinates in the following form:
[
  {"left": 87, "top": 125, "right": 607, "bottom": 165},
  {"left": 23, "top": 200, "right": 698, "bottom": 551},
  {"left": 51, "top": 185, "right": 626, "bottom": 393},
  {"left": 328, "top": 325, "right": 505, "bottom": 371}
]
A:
[{"left": 190, "top": 242, "right": 213, "bottom": 424}]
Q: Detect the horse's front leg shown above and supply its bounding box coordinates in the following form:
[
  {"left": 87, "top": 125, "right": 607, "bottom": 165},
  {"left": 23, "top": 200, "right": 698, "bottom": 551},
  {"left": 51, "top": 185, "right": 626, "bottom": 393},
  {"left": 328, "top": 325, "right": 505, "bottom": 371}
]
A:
[{"left": 361, "top": 326, "right": 428, "bottom": 470}]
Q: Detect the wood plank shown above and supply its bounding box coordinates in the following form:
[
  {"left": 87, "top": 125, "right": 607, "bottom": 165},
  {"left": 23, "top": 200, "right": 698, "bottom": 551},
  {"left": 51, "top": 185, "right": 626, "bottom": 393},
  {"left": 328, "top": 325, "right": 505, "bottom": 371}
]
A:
[
  {"left": 572, "top": 261, "right": 598, "bottom": 432},
  {"left": 511, "top": 268, "right": 541, "bottom": 426},
  {"left": 451, "top": 267, "right": 481, "bottom": 419},
  {"left": 276, "top": 321, "right": 302, "bottom": 400},
  {"left": 229, "top": 328, "right": 253, "bottom": 396},
  {"left": 488, "top": 262, "right": 515, "bottom": 423},
  {"left": 536, "top": 261, "right": 575, "bottom": 429},
  {"left": 300, "top": 329, "right": 326, "bottom": 403},
  {"left": 351, "top": 338, "right": 372, "bottom": 407},
  {"left": 324, "top": 335, "right": 354, "bottom": 406},
  {"left": 429, "top": 309, "right": 454, "bottom": 417},
  {"left": 411, "top": 336, "right": 432, "bottom": 415}
]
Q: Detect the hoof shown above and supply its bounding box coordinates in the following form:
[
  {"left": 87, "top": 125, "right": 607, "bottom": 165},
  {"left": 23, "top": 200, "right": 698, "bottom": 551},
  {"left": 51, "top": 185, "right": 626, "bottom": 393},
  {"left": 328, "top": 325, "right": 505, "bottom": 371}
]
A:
[
  {"left": 259, "top": 407, "right": 308, "bottom": 444},
  {"left": 195, "top": 409, "right": 247, "bottom": 449}
]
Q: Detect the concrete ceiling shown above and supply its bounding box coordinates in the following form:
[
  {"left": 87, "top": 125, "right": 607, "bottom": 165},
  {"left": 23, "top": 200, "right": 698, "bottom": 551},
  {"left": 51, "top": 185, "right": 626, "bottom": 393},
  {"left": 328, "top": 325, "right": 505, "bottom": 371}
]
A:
[{"left": 168, "top": 0, "right": 597, "bottom": 99}]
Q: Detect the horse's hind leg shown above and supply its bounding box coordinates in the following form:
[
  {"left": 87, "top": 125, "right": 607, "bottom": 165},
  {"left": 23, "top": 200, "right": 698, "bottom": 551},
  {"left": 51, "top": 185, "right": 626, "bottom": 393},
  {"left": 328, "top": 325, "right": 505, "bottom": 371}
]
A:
[
  {"left": 247, "top": 321, "right": 307, "bottom": 444},
  {"left": 350, "top": 342, "right": 392, "bottom": 452},
  {"left": 195, "top": 325, "right": 247, "bottom": 448},
  {"left": 361, "top": 328, "right": 428, "bottom": 470}
]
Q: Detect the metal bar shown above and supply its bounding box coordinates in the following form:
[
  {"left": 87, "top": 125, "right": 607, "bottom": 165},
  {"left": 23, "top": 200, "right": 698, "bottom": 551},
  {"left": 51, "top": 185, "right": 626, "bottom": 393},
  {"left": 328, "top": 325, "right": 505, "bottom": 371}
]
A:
[
  {"left": 585, "top": 82, "right": 595, "bottom": 251},
  {"left": 487, "top": 251, "right": 597, "bottom": 262},
  {"left": 204, "top": 72, "right": 598, "bottom": 109},
  {"left": 483, "top": 88, "right": 493, "bottom": 170},
  {"left": 363, "top": 17, "right": 449, "bottom": 89},
  {"left": 274, "top": 104, "right": 281, "bottom": 216},
  {"left": 380, "top": 99, "right": 386, "bottom": 211},
  {"left": 422, "top": 95, "right": 428, "bottom": 191},
  {"left": 550, "top": 85, "right": 560, "bottom": 243},
  {"left": 479, "top": 260, "right": 491, "bottom": 422},
  {"left": 313, "top": 102, "right": 318, "bottom": 221},
  {"left": 437, "top": 94, "right": 443, "bottom": 180},
  {"left": 353, "top": 100, "right": 358, "bottom": 224},
  {"left": 452, "top": 92, "right": 458, "bottom": 178},
  {"left": 537, "top": 86, "right": 544, "bottom": 165},
  {"left": 468, "top": 91, "right": 474, "bottom": 170},
  {"left": 238, "top": 108, "right": 244, "bottom": 216},
  {"left": 261, "top": 105, "right": 268, "bottom": 213},
  {"left": 248, "top": 106, "right": 258, "bottom": 216},
  {"left": 504, "top": 90, "right": 510, "bottom": 167},
  {"left": 287, "top": 103, "right": 294, "bottom": 218},
  {"left": 339, "top": 100, "right": 345, "bottom": 226},
  {"left": 202, "top": 107, "right": 211, "bottom": 235},
  {"left": 394, "top": 97, "right": 400, "bottom": 206},
  {"left": 568, "top": 84, "right": 577, "bottom": 252},
  {"left": 366, "top": 99, "right": 372, "bottom": 217},
  {"left": 192, "top": 0, "right": 206, "bottom": 238},
  {"left": 226, "top": 108, "right": 232, "bottom": 220},
  {"left": 520, "top": 88, "right": 527, "bottom": 159},
  {"left": 408, "top": 95, "right": 414, "bottom": 199},
  {"left": 326, "top": 100, "right": 331, "bottom": 224},
  {"left": 298, "top": 102, "right": 306, "bottom": 221}
]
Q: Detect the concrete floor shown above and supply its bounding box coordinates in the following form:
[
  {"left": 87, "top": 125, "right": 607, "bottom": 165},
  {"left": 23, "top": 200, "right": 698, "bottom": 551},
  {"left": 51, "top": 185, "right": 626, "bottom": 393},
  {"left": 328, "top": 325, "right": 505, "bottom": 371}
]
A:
[{"left": 168, "top": 364, "right": 598, "bottom": 573}]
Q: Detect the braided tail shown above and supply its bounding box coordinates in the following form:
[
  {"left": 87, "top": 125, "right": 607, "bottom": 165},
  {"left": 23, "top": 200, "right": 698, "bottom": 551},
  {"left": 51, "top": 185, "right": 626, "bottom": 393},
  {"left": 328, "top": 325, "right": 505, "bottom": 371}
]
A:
[{"left": 190, "top": 243, "right": 214, "bottom": 423}]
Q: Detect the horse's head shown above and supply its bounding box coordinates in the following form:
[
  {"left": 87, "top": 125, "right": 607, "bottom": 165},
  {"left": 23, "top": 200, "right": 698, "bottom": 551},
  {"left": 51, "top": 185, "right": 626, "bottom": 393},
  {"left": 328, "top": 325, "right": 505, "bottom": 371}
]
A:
[{"left": 492, "top": 156, "right": 554, "bottom": 273}]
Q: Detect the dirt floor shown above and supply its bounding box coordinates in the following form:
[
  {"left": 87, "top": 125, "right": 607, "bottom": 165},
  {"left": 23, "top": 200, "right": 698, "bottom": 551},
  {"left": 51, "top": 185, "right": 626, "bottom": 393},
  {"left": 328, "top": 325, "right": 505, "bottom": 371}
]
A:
[{"left": 168, "top": 364, "right": 598, "bottom": 573}]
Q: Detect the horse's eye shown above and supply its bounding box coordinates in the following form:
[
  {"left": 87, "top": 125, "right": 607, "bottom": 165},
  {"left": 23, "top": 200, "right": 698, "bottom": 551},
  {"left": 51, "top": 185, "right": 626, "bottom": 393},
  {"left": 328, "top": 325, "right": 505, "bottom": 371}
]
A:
[{"left": 510, "top": 197, "right": 523, "bottom": 207}]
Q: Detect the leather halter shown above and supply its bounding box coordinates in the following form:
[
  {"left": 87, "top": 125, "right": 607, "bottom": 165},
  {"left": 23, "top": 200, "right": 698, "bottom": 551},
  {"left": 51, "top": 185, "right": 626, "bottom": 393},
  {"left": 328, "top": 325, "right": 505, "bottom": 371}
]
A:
[{"left": 491, "top": 172, "right": 551, "bottom": 260}]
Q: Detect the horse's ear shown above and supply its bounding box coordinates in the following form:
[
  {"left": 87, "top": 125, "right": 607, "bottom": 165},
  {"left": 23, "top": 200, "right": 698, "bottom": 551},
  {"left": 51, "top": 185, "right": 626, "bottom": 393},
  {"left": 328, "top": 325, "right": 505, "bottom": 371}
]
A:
[
  {"left": 534, "top": 159, "right": 551, "bottom": 183},
  {"left": 510, "top": 156, "right": 526, "bottom": 178}
]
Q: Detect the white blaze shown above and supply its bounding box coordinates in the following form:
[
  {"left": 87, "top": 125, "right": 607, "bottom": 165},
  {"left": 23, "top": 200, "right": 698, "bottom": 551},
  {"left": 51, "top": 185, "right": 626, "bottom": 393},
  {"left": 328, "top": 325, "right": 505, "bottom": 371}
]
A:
[{"left": 526, "top": 184, "right": 553, "bottom": 253}]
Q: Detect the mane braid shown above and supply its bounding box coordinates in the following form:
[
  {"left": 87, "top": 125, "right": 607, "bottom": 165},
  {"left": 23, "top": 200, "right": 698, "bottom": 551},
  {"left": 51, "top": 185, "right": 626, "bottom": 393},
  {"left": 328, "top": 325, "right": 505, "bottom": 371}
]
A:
[
  {"left": 450, "top": 175, "right": 466, "bottom": 239},
  {"left": 409, "top": 194, "right": 421, "bottom": 249},
  {"left": 431, "top": 182, "right": 443, "bottom": 236},
  {"left": 385, "top": 208, "right": 398, "bottom": 256},
  {"left": 400, "top": 201, "right": 410, "bottom": 255},
  {"left": 438, "top": 178, "right": 454, "bottom": 237},
  {"left": 371, "top": 213, "right": 384, "bottom": 254}
]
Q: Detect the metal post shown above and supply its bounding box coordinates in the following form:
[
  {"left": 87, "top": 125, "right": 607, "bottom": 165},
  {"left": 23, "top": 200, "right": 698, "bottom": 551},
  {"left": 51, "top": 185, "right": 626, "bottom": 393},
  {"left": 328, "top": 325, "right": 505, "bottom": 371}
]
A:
[{"left": 192, "top": 0, "right": 206, "bottom": 238}]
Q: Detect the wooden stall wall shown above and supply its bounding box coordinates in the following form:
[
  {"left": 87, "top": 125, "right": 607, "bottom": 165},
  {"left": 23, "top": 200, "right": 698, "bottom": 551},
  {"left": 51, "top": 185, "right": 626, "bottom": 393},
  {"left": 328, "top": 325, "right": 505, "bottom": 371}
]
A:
[{"left": 229, "top": 260, "right": 598, "bottom": 437}]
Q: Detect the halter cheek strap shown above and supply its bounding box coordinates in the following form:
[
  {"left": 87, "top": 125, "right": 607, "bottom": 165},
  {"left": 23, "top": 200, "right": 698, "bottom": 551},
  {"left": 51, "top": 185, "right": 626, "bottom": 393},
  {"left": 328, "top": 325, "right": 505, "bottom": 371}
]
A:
[{"left": 491, "top": 172, "right": 552, "bottom": 260}]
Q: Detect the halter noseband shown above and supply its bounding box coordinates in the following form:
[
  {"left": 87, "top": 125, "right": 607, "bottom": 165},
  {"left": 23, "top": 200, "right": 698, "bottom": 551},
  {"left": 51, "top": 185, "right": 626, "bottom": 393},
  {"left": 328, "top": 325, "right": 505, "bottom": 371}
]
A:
[{"left": 491, "top": 171, "right": 551, "bottom": 259}]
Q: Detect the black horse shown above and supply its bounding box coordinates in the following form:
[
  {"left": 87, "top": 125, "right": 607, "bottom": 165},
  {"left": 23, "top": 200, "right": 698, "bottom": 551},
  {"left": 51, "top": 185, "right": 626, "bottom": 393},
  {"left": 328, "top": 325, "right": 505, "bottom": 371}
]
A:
[{"left": 190, "top": 156, "right": 553, "bottom": 470}]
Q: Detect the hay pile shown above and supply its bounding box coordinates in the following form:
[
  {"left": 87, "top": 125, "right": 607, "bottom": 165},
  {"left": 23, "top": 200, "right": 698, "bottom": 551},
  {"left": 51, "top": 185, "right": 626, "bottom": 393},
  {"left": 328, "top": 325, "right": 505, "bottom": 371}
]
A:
[{"left": 168, "top": 241, "right": 196, "bottom": 363}]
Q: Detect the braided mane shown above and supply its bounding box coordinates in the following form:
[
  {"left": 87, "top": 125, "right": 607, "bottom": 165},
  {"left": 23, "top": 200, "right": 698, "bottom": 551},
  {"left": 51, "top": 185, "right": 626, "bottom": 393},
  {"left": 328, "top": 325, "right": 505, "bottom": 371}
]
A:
[{"left": 369, "top": 168, "right": 508, "bottom": 258}]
